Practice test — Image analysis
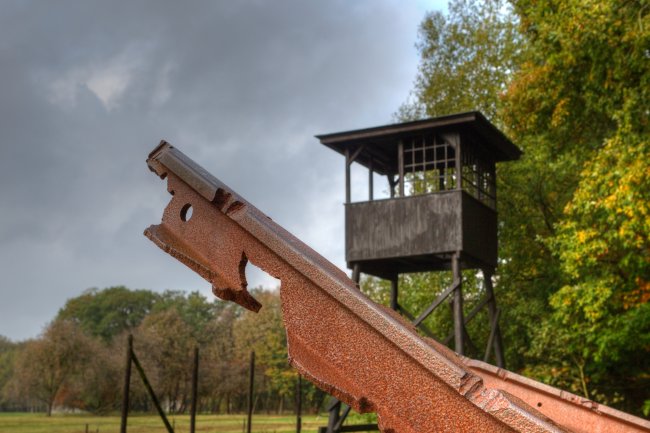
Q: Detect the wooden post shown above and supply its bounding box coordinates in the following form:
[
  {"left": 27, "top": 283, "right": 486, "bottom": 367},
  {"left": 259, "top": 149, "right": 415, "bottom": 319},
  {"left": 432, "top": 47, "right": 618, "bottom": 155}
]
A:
[
  {"left": 483, "top": 309, "right": 501, "bottom": 363},
  {"left": 454, "top": 134, "right": 462, "bottom": 191},
  {"left": 247, "top": 351, "right": 255, "bottom": 433},
  {"left": 345, "top": 148, "right": 351, "bottom": 204},
  {"left": 492, "top": 162, "right": 497, "bottom": 206},
  {"left": 398, "top": 141, "right": 405, "bottom": 197},
  {"left": 120, "top": 334, "right": 133, "bottom": 433},
  {"left": 326, "top": 400, "right": 341, "bottom": 433},
  {"left": 351, "top": 263, "right": 361, "bottom": 285},
  {"left": 390, "top": 276, "right": 398, "bottom": 311},
  {"left": 452, "top": 253, "right": 464, "bottom": 355},
  {"left": 190, "top": 346, "right": 199, "bottom": 433},
  {"left": 483, "top": 269, "right": 505, "bottom": 368},
  {"left": 388, "top": 175, "right": 396, "bottom": 198},
  {"left": 368, "top": 159, "right": 374, "bottom": 201},
  {"left": 131, "top": 350, "right": 175, "bottom": 433},
  {"left": 296, "top": 375, "right": 302, "bottom": 433}
]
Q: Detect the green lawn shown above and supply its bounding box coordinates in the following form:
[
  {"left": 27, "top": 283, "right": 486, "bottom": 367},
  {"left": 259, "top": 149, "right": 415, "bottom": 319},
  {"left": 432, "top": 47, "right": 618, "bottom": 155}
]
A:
[{"left": 0, "top": 413, "right": 338, "bottom": 433}]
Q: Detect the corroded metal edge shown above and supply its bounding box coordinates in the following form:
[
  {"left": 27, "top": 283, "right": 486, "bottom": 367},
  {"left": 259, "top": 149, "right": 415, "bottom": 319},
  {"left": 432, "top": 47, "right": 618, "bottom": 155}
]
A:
[
  {"left": 466, "top": 359, "right": 650, "bottom": 433},
  {"left": 143, "top": 142, "right": 646, "bottom": 433}
]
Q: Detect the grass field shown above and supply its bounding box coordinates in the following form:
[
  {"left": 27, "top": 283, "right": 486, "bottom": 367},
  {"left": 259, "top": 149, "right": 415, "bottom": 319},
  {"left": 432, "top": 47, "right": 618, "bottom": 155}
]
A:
[{"left": 0, "top": 412, "right": 377, "bottom": 433}]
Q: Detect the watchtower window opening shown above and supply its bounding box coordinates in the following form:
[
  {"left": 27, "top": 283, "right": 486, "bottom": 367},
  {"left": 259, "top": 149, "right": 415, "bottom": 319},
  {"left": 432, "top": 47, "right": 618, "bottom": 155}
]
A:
[
  {"left": 402, "top": 135, "right": 457, "bottom": 196},
  {"left": 461, "top": 144, "right": 496, "bottom": 209}
]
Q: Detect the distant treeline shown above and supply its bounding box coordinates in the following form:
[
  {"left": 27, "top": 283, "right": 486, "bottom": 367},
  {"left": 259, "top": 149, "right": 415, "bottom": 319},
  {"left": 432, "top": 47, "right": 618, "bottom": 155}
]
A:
[{"left": 0, "top": 286, "right": 327, "bottom": 416}]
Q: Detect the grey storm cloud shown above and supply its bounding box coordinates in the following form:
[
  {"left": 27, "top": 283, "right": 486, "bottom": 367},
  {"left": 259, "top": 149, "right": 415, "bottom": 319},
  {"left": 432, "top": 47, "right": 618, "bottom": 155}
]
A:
[{"left": 0, "top": 0, "right": 442, "bottom": 340}]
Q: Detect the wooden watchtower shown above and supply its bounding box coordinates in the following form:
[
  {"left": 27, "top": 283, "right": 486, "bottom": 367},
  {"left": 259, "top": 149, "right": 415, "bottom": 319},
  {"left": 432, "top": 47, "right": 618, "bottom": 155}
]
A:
[{"left": 316, "top": 111, "right": 522, "bottom": 432}]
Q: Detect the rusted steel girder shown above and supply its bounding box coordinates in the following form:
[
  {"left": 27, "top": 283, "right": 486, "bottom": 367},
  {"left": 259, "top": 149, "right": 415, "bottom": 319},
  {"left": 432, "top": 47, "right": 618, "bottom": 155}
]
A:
[{"left": 144, "top": 142, "right": 650, "bottom": 433}]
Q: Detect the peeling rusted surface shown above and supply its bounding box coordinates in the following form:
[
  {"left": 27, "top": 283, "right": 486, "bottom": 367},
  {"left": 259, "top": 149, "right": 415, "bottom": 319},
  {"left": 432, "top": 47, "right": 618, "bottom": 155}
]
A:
[{"left": 144, "top": 141, "right": 650, "bottom": 433}]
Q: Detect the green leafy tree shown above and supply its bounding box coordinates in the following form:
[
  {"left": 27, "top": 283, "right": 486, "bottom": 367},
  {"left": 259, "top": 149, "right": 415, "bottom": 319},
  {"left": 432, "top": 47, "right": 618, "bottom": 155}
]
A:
[
  {"left": 0, "top": 336, "right": 20, "bottom": 410},
  {"left": 502, "top": 0, "right": 650, "bottom": 413},
  {"left": 57, "top": 286, "right": 158, "bottom": 342},
  {"left": 397, "top": 0, "right": 521, "bottom": 122},
  {"left": 153, "top": 290, "right": 224, "bottom": 345},
  {"left": 233, "top": 289, "right": 325, "bottom": 414},
  {"left": 401, "top": 0, "right": 649, "bottom": 416},
  {"left": 234, "top": 290, "right": 293, "bottom": 413}
]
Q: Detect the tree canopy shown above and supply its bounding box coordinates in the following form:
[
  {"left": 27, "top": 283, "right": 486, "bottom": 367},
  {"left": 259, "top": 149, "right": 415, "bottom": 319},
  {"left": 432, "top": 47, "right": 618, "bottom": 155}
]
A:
[
  {"left": 396, "top": 0, "right": 649, "bottom": 415},
  {"left": 396, "top": 0, "right": 521, "bottom": 122},
  {"left": 505, "top": 0, "right": 650, "bottom": 411},
  {"left": 57, "top": 286, "right": 158, "bottom": 342}
]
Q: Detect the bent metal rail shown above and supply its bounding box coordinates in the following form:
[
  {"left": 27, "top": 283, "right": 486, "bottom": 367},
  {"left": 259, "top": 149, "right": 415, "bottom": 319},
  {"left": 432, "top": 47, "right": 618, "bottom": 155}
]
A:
[{"left": 143, "top": 141, "right": 650, "bottom": 433}]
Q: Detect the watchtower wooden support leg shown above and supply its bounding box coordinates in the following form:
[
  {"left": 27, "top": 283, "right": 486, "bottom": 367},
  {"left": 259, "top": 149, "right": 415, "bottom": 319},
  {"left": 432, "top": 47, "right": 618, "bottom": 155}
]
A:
[
  {"left": 345, "top": 149, "right": 351, "bottom": 204},
  {"left": 482, "top": 269, "right": 505, "bottom": 368},
  {"left": 452, "top": 253, "right": 465, "bottom": 356},
  {"left": 334, "top": 406, "right": 353, "bottom": 431},
  {"left": 483, "top": 308, "right": 501, "bottom": 363},
  {"left": 390, "top": 276, "right": 398, "bottom": 311},
  {"left": 351, "top": 263, "right": 361, "bottom": 289},
  {"left": 326, "top": 399, "right": 342, "bottom": 433}
]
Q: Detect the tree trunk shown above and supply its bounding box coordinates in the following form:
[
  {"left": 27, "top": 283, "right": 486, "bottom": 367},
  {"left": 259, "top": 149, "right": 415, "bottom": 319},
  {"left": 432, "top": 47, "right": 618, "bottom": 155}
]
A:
[
  {"left": 253, "top": 394, "right": 259, "bottom": 414},
  {"left": 277, "top": 395, "right": 284, "bottom": 415},
  {"left": 213, "top": 396, "right": 222, "bottom": 414},
  {"left": 265, "top": 391, "right": 271, "bottom": 414}
]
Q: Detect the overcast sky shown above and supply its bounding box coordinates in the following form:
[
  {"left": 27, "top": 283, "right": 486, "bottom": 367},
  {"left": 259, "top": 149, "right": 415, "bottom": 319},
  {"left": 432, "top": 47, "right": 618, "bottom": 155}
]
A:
[{"left": 0, "top": 0, "right": 445, "bottom": 341}]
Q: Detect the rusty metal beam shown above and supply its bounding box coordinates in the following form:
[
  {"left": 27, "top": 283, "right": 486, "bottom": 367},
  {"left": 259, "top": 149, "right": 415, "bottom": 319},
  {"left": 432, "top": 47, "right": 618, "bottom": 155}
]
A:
[{"left": 143, "top": 141, "right": 650, "bottom": 433}]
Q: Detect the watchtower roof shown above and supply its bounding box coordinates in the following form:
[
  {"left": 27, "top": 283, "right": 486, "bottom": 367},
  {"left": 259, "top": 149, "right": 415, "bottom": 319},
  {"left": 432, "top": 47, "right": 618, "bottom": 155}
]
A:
[{"left": 316, "top": 111, "right": 521, "bottom": 176}]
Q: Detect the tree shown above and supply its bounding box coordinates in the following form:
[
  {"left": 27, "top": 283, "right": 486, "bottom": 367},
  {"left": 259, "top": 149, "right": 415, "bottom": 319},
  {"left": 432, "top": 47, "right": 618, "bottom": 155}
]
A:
[
  {"left": 396, "top": 0, "right": 521, "bottom": 122},
  {"left": 234, "top": 290, "right": 292, "bottom": 413},
  {"left": 9, "top": 320, "right": 94, "bottom": 416},
  {"left": 401, "top": 0, "right": 649, "bottom": 416},
  {"left": 232, "top": 289, "right": 326, "bottom": 414},
  {"left": 153, "top": 290, "right": 225, "bottom": 345},
  {"left": 57, "top": 286, "right": 158, "bottom": 342},
  {"left": 67, "top": 337, "right": 123, "bottom": 414},
  {"left": 0, "top": 336, "right": 20, "bottom": 411},
  {"left": 199, "top": 302, "right": 244, "bottom": 413},
  {"left": 135, "top": 308, "right": 198, "bottom": 413},
  {"left": 503, "top": 0, "right": 650, "bottom": 413}
]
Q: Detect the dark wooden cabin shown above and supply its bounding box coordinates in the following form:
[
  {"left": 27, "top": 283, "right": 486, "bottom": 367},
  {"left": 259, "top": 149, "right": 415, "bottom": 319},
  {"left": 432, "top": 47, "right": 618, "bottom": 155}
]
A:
[{"left": 316, "top": 111, "right": 521, "bottom": 279}]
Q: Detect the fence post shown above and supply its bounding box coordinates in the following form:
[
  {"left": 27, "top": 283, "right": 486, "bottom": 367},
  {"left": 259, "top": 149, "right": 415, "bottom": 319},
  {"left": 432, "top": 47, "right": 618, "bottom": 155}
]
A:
[
  {"left": 131, "top": 349, "right": 175, "bottom": 433},
  {"left": 190, "top": 346, "right": 199, "bottom": 433},
  {"left": 120, "top": 334, "right": 133, "bottom": 433},
  {"left": 296, "top": 375, "right": 302, "bottom": 433},
  {"left": 247, "top": 351, "right": 255, "bottom": 433}
]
